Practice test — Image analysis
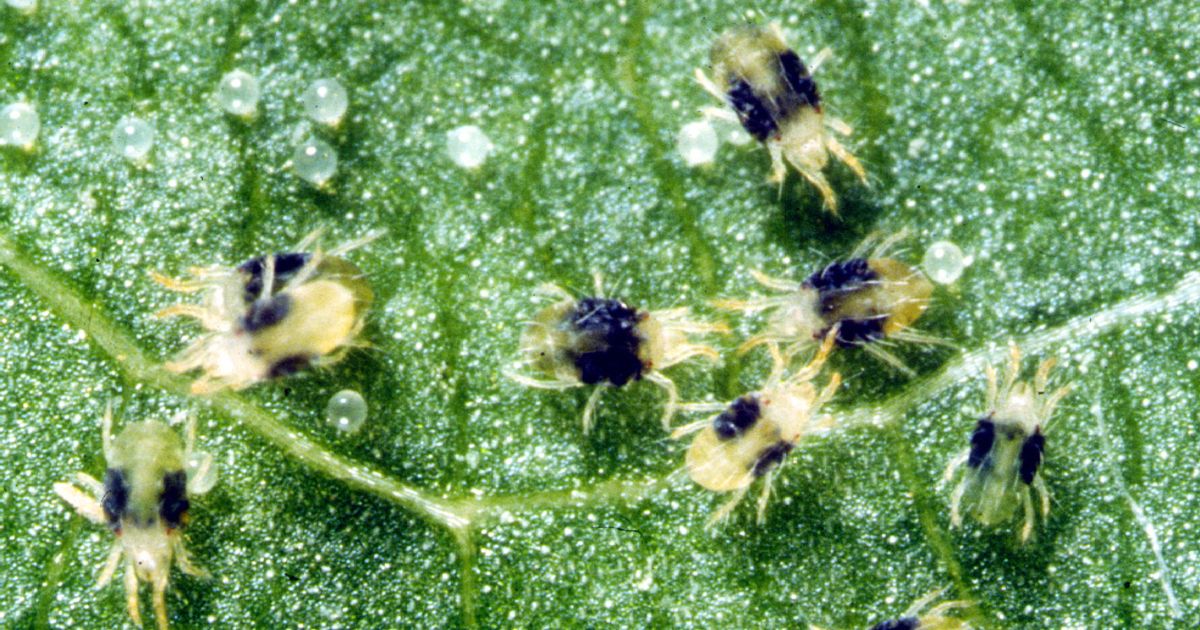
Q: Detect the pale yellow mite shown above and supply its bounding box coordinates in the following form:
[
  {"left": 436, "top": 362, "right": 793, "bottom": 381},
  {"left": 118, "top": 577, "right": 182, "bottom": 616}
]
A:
[
  {"left": 716, "top": 231, "right": 941, "bottom": 376},
  {"left": 672, "top": 330, "right": 841, "bottom": 525},
  {"left": 696, "top": 22, "right": 867, "bottom": 212},
  {"left": 152, "top": 229, "right": 377, "bottom": 394},
  {"left": 944, "top": 344, "right": 1072, "bottom": 543},
  {"left": 507, "top": 273, "right": 727, "bottom": 433},
  {"left": 53, "top": 405, "right": 213, "bottom": 630}
]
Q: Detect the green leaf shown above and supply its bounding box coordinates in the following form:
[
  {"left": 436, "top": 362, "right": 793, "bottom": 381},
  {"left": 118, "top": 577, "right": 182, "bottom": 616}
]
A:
[{"left": 2, "top": 1, "right": 1198, "bottom": 627}]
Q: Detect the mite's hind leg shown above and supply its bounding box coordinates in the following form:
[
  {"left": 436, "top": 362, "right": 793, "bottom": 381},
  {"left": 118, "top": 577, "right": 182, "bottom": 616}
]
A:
[{"left": 707, "top": 486, "right": 748, "bottom": 527}]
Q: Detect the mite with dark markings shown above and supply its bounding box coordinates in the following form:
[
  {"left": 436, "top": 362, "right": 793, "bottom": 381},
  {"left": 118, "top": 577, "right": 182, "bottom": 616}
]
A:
[
  {"left": 864, "top": 589, "right": 970, "bottom": 630},
  {"left": 695, "top": 22, "right": 866, "bottom": 212},
  {"left": 672, "top": 330, "right": 840, "bottom": 525},
  {"left": 54, "top": 405, "right": 214, "bottom": 630},
  {"left": 152, "top": 229, "right": 377, "bottom": 394},
  {"left": 716, "top": 231, "right": 939, "bottom": 375},
  {"left": 944, "top": 344, "right": 1071, "bottom": 543},
  {"left": 508, "top": 274, "right": 727, "bottom": 433}
]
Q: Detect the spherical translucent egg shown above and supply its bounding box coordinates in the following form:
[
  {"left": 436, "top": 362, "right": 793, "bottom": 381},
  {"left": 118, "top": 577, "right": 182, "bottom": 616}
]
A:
[
  {"left": 5, "top": 0, "right": 36, "bottom": 13},
  {"left": 216, "top": 69, "right": 260, "bottom": 117},
  {"left": 446, "top": 124, "right": 493, "bottom": 169},
  {"left": 302, "top": 78, "right": 348, "bottom": 126},
  {"left": 326, "top": 389, "right": 367, "bottom": 434},
  {"left": 676, "top": 120, "right": 719, "bottom": 166},
  {"left": 184, "top": 450, "right": 218, "bottom": 495},
  {"left": 0, "top": 102, "right": 40, "bottom": 149},
  {"left": 923, "top": 240, "right": 967, "bottom": 285},
  {"left": 111, "top": 116, "right": 155, "bottom": 161},
  {"left": 293, "top": 137, "right": 337, "bottom": 186}
]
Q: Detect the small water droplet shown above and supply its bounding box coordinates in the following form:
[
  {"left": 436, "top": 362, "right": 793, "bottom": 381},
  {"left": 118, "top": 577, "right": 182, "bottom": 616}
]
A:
[
  {"left": 185, "top": 450, "right": 218, "bottom": 495},
  {"left": 446, "top": 125, "right": 493, "bottom": 169},
  {"left": 326, "top": 389, "right": 367, "bottom": 434},
  {"left": 676, "top": 120, "right": 719, "bottom": 166},
  {"left": 111, "top": 115, "right": 155, "bottom": 162},
  {"left": 0, "top": 102, "right": 39, "bottom": 149},
  {"left": 293, "top": 137, "right": 337, "bottom": 186},
  {"left": 216, "top": 70, "right": 260, "bottom": 117},
  {"left": 923, "top": 240, "right": 967, "bottom": 285},
  {"left": 302, "top": 78, "right": 348, "bottom": 126}
]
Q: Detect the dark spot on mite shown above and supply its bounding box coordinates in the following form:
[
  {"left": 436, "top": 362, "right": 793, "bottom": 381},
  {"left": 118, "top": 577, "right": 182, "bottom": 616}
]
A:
[
  {"left": 830, "top": 316, "right": 887, "bottom": 348},
  {"left": 101, "top": 468, "right": 129, "bottom": 531},
  {"left": 714, "top": 396, "right": 762, "bottom": 440},
  {"left": 1019, "top": 430, "right": 1046, "bottom": 484},
  {"left": 807, "top": 259, "right": 884, "bottom": 347},
  {"left": 242, "top": 293, "right": 292, "bottom": 332},
  {"left": 568, "top": 297, "right": 645, "bottom": 387},
  {"left": 268, "top": 354, "right": 312, "bottom": 378},
  {"left": 158, "top": 470, "right": 189, "bottom": 529},
  {"left": 239, "top": 252, "right": 312, "bottom": 303},
  {"left": 776, "top": 50, "right": 821, "bottom": 112},
  {"left": 968, "top": 417, "right": 996, "bottom": 468},
  {"left": 752, "top": 441, "right": 794, "bottom": 477},
  {"left": 726, "top": 79, "right": 778, "bottom": 142},
  {"left": 805, "top": 258, "right": 876, "bottom": 295},
  {"left": 869, "top": 617, "right": 919, "bottom": 630}
]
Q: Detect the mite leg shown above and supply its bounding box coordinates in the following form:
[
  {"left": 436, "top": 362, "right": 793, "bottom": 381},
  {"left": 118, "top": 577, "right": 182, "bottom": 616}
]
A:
[
  {"left": 646, "top": 371, "right": 680, "bottom": 431},
  {"left": 755, "top": 470, "right": 777, "bottom": 524},
  {"left": 580, "top": 385, "right": 607, "bottom": 434},
  {"left": 124, "top": 560, "right": 143, "bottom": 628},
  {"left": 707, "top": 486, "right": 748, "bottom": 527}
]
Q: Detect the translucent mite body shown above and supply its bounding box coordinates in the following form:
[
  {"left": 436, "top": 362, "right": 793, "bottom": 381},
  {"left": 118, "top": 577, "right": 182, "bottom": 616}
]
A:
[
  {"left": 864, "top": 589, "right": 970, "bottom": 630},
  {"left": 153, "top": 230, "right": 376, "bottom": 394},
  {"left": 717, "top": 231, "right": 937, "bottom": 375},
  {"left": 508, "top": 274, "right": 727, "bottom": 433},
  {"left": 672, "top": 332, "right": 840, "bottom": 524},
  {"left": 696, "top": 22, "right": 866, "bottom": 212},
  {"left": 54, "top": 407, "right": 213, "bottom": 630},
  {"left": 944, "top": 345, "right": 1071, "bottom": 543}
]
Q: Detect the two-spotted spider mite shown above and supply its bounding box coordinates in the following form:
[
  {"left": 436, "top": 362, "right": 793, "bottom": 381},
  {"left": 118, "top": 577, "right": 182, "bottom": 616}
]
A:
[
  {"left": 671, "top": 330, "right": 840, "bottom": 525},
  {"left": 864, "top": 589, "right": 970, "bottom": 630},
  {"left": 696, "top": 22, "right": 867, "bottom": 212},
  {"left": 53, "top": 405, "right": 213, "bottom": 630},
  {"left": 944, "top": 344, "right": 1072, "bottom": 543},
  {"left": 508, "top": 274, "right": 727, "bottom": 433},
  {"left": 152, "top": 229, "right": 378, "bottom": 394},
  {"left": 716, "top": 231, "right": 939, "bottom": 376}
]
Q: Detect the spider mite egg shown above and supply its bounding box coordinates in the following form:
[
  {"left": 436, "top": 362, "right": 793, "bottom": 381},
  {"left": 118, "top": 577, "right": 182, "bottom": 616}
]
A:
[
  {"left": 111, "top": 115, "right": 155, "bottom": 162},
  {"left": 922, "top": 240, "right": 966, "bottom": 285},
  {"left": 216, "top": 69, "right": 260, "bottom": 117},
  {"left": 447, "top": 124, "right": 493, "bottom": 169},
  {"left": 302, "top": 78, "right": 348, "bottom": 126},
  {"left": 293, "top": 137, "right": 338, "bottom": 186},
  {"left": 0, "top": 102, "right": 40, "bottom": 150},
  {"left": 185, "top": 450, "right": 218, "bottom": 494},
  {"left": 677, "top": 120, "right": 719, "bottom": 166},
  {"left": 326, "top": 389, "right": 367, "bottom": 434}
]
